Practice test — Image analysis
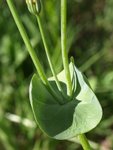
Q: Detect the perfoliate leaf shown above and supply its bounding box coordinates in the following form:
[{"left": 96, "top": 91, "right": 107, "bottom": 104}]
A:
[{"left": 29, "top": 62, "right": 102, "bottom": 140}]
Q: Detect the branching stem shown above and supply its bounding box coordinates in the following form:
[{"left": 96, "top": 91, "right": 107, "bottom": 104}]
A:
[{"left": 6, "top": 0, "right": 63, "bottom": 104}]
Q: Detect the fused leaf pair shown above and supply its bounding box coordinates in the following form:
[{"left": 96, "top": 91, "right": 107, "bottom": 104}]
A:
[{"left": 29, "top": 62, "right": 102, "bottom": 140}]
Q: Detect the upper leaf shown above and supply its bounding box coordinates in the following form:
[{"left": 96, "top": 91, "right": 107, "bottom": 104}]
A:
[{"left": 29, "top": 62, "right": 102, "bottom": 140}]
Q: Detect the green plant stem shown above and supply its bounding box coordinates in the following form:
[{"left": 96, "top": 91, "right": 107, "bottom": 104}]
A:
[
  {"left": 6, "top": 0, "right": 63, "bottom": 104},
  {"left": 79, "top": 134, "right": 92, "bottom": 150},
  {"left": 61, "top": 0, "right": 72, "bottom": 96},
  {"left": 7, "top": 0, "right": 46, "bottom": 84},
  {"left": 36, "top": 15, "right": 63, "bottom": 93}
]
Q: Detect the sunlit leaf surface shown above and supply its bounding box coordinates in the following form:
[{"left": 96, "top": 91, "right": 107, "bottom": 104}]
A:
[{"left": 29, "top": 62, "right": 102, "bottom": 140}]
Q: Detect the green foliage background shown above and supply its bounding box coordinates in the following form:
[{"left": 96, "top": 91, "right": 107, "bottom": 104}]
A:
[{"left": 0, "top": 0, "right": 113, "bottom": 149}]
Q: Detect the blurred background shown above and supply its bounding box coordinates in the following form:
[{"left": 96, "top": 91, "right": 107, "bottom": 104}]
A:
[{"left": 0, "top": 0, "right": 113, "bottom": 149}]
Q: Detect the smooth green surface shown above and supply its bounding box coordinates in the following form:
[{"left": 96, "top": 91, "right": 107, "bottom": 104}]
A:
[
  {"left": 29, "top": 62, "right": 102, "bottom": 140},
  {"left": 6, "top": 0, "right": 48, "bottom": 85},
  {"left": 6, "top": 0, "right": 61, "bottom": 103},
  {"left": 36, "top": 16, "right": 63, "bottom": 93},
  {"left": 61, "top": 0, "right": 72, "bottom": 96},
  {"left": 79, "top": 134, "right": 92, "bottom": 150},
  {"left": 2, "top": 0, "right": 113, "bottom": 149}
]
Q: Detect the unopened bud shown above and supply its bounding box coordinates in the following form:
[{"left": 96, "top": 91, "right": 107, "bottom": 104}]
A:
[{"left": 26, "top": 0, "right": 41, "bottom": 15}]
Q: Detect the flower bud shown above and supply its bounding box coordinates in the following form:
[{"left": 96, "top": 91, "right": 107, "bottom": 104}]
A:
[{"left": 26, "top": 0, "right": 41, "bottom": 15}]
